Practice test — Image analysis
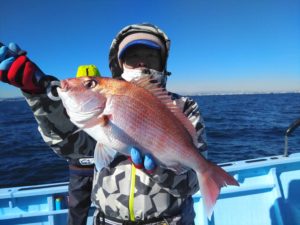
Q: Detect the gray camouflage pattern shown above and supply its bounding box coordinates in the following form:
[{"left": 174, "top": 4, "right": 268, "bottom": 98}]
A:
[{"left": 23, "top": 92, "right": 96, "bottom": 164}]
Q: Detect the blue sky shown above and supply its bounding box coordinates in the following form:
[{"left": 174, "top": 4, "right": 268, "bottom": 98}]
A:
[{"left": 0, "top": 0, "right": 299, "bottom": 98}]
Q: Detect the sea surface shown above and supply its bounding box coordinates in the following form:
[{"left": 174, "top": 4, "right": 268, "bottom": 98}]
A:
[{"left": 0, "top": 93, "right": 299, "bottom": 188}]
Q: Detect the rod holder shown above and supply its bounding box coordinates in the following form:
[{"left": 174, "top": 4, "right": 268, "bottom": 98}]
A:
[{"left": 284, "top": 118, "right": 300, "bottom": 157}]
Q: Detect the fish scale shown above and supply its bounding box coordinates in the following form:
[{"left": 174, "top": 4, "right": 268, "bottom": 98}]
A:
[
  {"left": 112, "top": 95, "right": 188, "bottom": 158},
  {"left": 111, "top": 95, "right": 173, "bottom": 143}
]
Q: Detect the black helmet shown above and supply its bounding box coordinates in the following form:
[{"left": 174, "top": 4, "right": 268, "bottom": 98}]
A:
[{"left": 109, "top": 23, "right": 171, "bottom": 78}]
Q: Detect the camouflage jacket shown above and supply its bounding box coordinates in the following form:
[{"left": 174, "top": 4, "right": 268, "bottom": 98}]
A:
[
  {"left": 22, "top": 91, "right": 96, "bottom": 166},
  {"left": 23, "top": 91, "right": 207, "bottom": 224}
]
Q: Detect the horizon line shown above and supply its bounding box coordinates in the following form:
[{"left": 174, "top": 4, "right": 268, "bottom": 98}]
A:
[{"left": 1, "top": 90, "right": 299, "bottom": 100}]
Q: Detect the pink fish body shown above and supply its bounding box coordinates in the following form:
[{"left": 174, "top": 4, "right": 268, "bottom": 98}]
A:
[{"left": 57, "top": 76, "right": 239, "bottom": 219}]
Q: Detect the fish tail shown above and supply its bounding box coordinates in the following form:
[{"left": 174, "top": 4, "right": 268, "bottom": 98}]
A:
[{"left": 196, "top": 162, "right": 239, "bottom": 220}]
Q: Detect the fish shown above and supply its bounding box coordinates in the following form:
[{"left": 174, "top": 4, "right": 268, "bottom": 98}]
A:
[{"left": 57, "top": 76, "right": 239, "bottom": 219}]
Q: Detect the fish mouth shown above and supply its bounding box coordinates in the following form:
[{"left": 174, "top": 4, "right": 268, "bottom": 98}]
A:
[
  {"left": 56, "top": 87, "right": 69, "bottom": 99},
  {"left": 59, "top": 80, "right": 69, "bottom": 92}
]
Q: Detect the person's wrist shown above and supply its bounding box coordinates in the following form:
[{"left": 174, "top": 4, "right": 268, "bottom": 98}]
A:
[{"left": 21, "top": 70, "right": 45, "bottom": 94}]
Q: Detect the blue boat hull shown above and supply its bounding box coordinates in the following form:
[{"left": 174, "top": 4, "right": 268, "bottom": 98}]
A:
[
  {"left": 194, "top": 153, "right": 300, "bottom": 225},
  {"left": 1, "top": 153, "right": 300, "bottom": 225}
]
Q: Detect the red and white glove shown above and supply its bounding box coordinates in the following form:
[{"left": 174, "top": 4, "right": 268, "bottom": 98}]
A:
[{"left": 0, "top": 42, "right": 45, "bottom": 94}]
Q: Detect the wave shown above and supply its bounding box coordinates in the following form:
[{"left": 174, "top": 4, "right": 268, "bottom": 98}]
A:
[
  {"left": 0, "top": 97, "right": 25, "bottom": 102},
  {"left": 0, "top": 93, "right": 299, "bottom": 187}
]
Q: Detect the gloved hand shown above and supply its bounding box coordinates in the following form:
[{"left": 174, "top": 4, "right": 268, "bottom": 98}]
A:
[
  {"left": 0, "top": 42, "right": 45, "bottom": 94},
  {"left": 130, "top": 147, "right": 157, "bottom": 174}
]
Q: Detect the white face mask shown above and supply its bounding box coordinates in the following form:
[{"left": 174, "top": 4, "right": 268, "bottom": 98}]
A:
[{"left": 121, "top": 67, "right": 167, "bottom": 87}]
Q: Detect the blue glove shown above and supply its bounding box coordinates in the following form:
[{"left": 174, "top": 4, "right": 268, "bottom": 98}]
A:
[
  {"left": 0, "top": 43, "right": 19, "bottom": 70},
  {"left": 130, "top": 147, "right": 156, "bottom": 173}
]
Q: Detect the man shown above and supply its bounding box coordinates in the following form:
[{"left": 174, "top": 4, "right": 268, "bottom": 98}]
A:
[
  {"left": 0, "top": 23, "right": 207, "bottom": 225},
  {"left": 91, "top": 23, "right": 207, "bottom": 225}
]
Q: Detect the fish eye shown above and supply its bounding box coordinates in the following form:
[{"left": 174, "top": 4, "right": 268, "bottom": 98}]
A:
[{"left": 83, "top": 79, "right": 97, "bottom": 89}]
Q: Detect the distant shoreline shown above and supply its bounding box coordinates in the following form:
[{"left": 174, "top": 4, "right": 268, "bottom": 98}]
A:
[
  {"left": 1, "top": 91, "right": 299, "bottom": 100},
  {"left": 178, "top": 91, "right": 300, "bottom": 96}
]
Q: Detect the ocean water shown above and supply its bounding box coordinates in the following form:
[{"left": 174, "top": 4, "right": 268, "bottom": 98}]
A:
[{"left": 0, "top": 93, "right": 299, "bottom": 188}]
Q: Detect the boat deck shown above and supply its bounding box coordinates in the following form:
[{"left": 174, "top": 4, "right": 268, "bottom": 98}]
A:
[{"left": 1, "top": 153, "right": 300, "bottom": 225}]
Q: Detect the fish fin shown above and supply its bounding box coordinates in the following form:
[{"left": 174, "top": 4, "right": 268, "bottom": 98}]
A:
[
  {"left": 94, "top": 142, "right": 117, "bottom": 171},
  {"left": 197, "top": 162, "right": 239, "bottom": 220},
  {"left": 83, "top": 114, "right": 111, "bottom": 129},
  {"left": 132, "top": 75, "right": 197, "bottom": 140},
  {"left": 97, "top": 115, "right": 111, "bottom": 126},
  {"left": 70, "top": 115, "right": 109, "bottom": 135}
]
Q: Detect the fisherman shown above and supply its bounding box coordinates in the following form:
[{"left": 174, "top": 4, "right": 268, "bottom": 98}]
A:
[
  {"left": 0, "top": 23, "right": 207, "bottom": 225},
  {"left": 91, "top": 23, "right": 208, "bottom": 225}
]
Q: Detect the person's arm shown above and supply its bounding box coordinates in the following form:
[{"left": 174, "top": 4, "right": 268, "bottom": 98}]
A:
[
  {"left": 178, "top": 95, "right": 207, "bottom": 157},
  {"left": 0, "top": 43, "right": 96, "bottom": 162},
  {"left": 23, "top": 91, "right": 96, "bottom": 163}
]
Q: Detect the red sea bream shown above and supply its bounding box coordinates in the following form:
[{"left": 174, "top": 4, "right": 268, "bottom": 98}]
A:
[{"left": 57, "top": 76, "right": 239, "bottom": 219}]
